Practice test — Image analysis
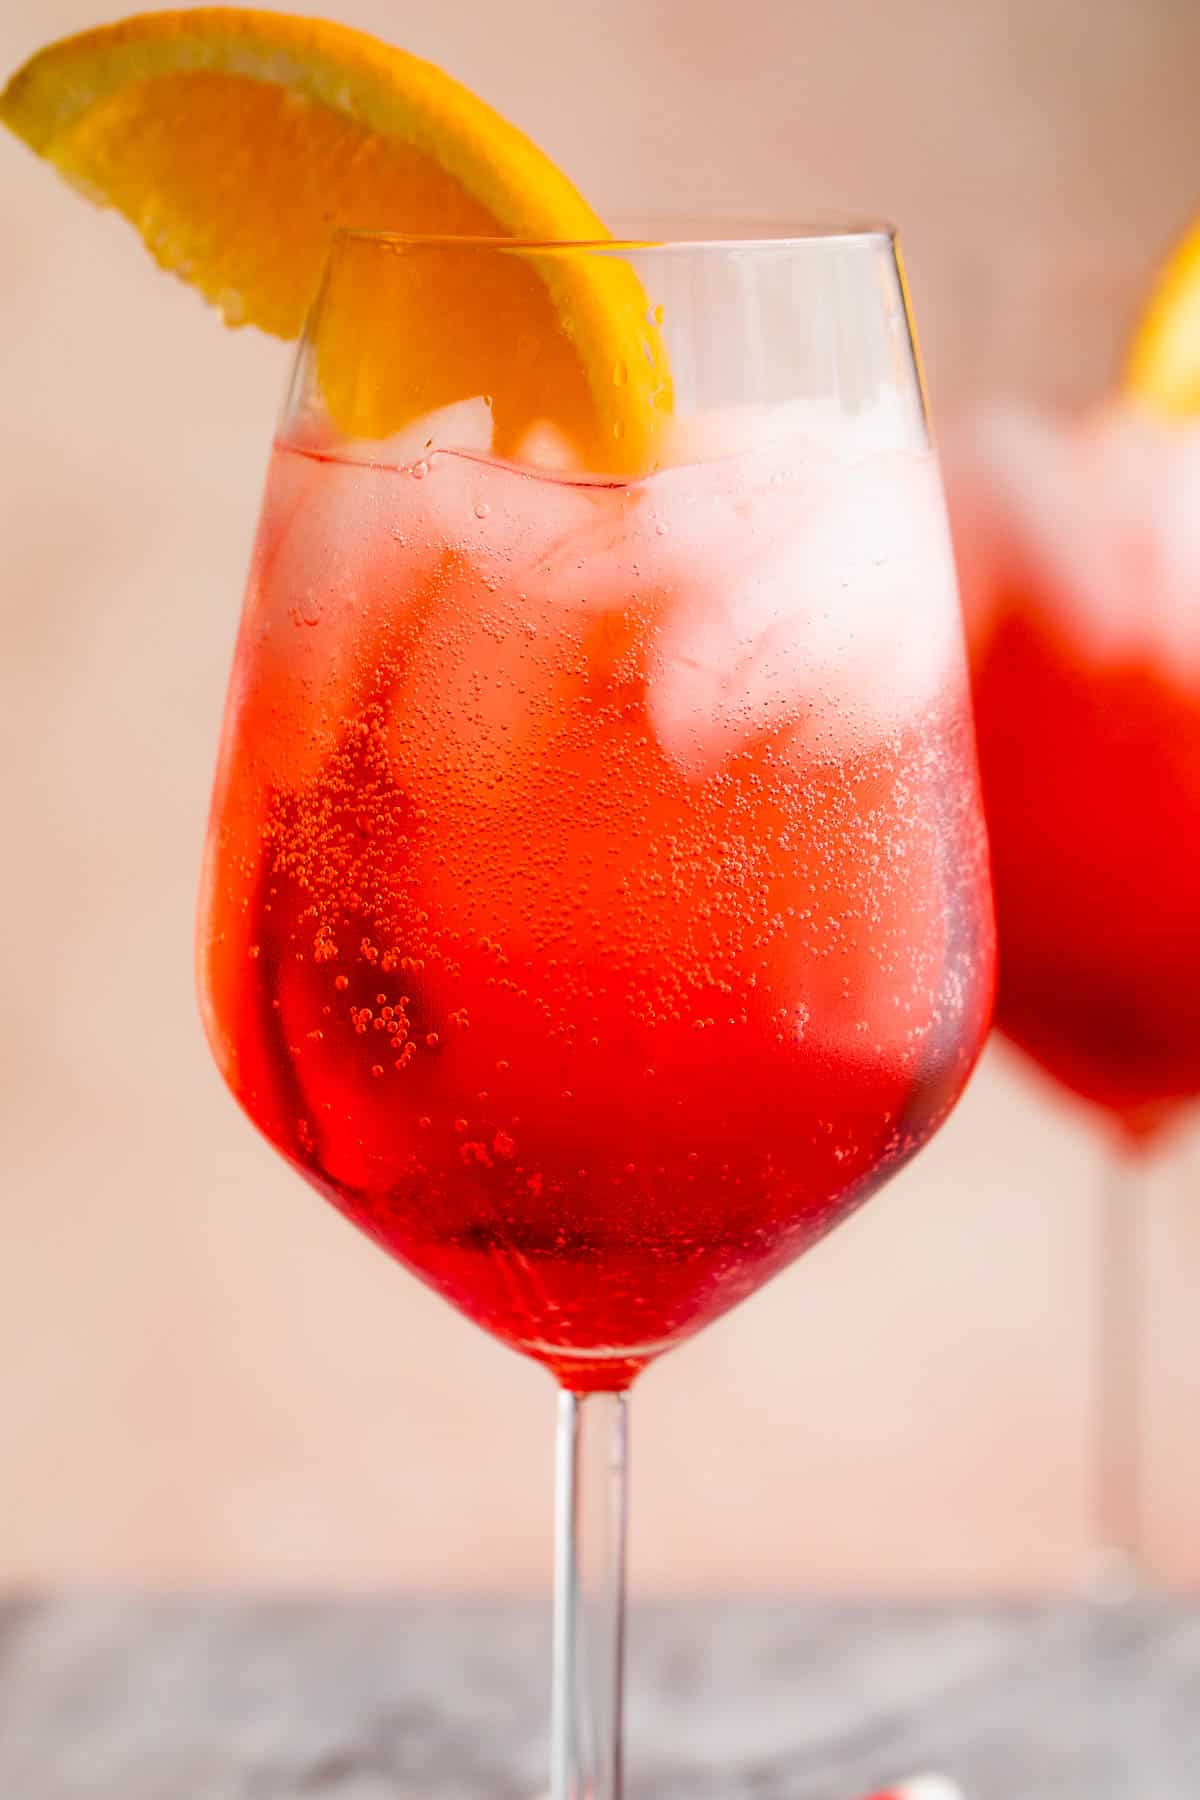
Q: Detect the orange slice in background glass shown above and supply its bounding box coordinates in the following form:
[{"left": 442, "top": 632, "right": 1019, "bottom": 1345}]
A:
[{"left": 1126, "top": 213, "right": 1200, "bottom": 417}]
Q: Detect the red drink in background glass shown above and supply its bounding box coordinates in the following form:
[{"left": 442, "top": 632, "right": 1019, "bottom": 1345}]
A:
[{"left": 954, "top": 407, "right": 1200, "bottom": 1141}]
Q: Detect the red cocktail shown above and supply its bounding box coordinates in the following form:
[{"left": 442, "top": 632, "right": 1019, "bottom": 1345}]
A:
[{"left": 202, "top": 427, "right": 993, "bottom": 1389}]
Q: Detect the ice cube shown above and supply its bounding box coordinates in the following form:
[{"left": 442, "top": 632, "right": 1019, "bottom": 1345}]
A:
[
  {"left": 350, "top": 395, "right": 496, "bottom": 468},
  {"left": 658, "top": 393, "right": 923, "bottom": 470},
  {"left": 511, "top": 419, "right": 581, "bottom": 474},
  {"left": 646, "top": 441, "right": 961, "bottom": 776}
]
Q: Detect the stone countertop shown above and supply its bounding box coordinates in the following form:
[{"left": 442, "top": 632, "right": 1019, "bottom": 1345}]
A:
[{"left": 1, "top": 1594, "right": 1197, "bottom": 1798}]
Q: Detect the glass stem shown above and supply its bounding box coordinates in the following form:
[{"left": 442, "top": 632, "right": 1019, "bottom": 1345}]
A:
[
  {"left": 552, "top": 1388, "right": 629, "bottom": 1800},
  {"left": 1093, "top": 1147, "right": 1143, "bottom": 1593}
]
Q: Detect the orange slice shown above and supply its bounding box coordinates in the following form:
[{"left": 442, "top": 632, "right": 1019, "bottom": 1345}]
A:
[
  {"left": 1, "top": 8, "right": 670, "bottom": 471},
  {"left": 1125, "top": 214, "right": 1200, "bottom": 417}
]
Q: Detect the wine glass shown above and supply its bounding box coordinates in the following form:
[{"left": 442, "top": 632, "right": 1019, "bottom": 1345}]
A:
[
  {"left": 950, "top": 403, "right": 1200, "bottom": 1795},
  {"left": 952, "top": 404, "right": 1200, "bottom": 1592},
  {"left": 197, "top": 223, "right": 995, "bottom": 1797}
]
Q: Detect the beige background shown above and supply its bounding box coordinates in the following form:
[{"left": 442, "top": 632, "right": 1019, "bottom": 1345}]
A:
[{"left": 2, "top": 0, "right": 1199, "bottom": 1593}]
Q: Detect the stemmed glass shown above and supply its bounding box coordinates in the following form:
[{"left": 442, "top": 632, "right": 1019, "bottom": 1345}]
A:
[
  {"left": 951, "top": 405, "right": 1200, "bottom": 1793},
  {"left": 197, "top": 224, "right": 995, "bottom": 1796},
  {"left": 953, "top": 405, "right": 1200, "bottom": 1592}
]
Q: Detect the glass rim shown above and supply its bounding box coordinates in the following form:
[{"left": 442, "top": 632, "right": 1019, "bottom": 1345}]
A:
[{"left": 331, "top": 215, "right": 897, "bottom": 254}]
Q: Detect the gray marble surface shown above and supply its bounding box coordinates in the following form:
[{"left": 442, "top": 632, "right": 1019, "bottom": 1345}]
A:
[{"left": 1, "top": 1594, "right": 1197, "bottom": 1798}]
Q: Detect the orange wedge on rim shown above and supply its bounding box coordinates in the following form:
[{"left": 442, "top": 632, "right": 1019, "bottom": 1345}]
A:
[
  {"left": 1, "top": 8, "right": 670, "bottom": 470},
  {"left": 1125, "top": 214, "right": 1200, "bottom": 417}
]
